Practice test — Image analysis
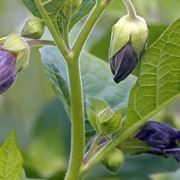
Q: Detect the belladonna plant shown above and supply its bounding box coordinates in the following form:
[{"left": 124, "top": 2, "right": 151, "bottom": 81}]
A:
[{"left": 0, "top": 0, "right": 180, "bottom": 179}]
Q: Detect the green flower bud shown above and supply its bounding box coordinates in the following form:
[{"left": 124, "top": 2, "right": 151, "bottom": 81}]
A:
[
  {"left": 21, "top": 16, "right": 45, "bottom": 39},
  {"left": 109, "top": 15, "right": 148, "bottom": 83},
  {"left": 97, "top": 109, "right": 122, "bottom": 135},
  {"left": 2, "top": 33, "right": 30, "bottom": 72},
  {"left": 102, "top": 148, "right": 124, "bottom": 173}
]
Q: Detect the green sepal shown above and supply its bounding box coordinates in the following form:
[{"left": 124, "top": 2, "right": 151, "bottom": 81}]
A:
[
  {"left": 86, "top": 96, "right": 122, "bottom": 135},
  {"left": 2, "top": 33, "right": 30, "bottom": 72},
  {"left": 86, "top": 96, "right": 110, "bottom": 131},
  {"left": 97, "top": 109, "right": 122, "bottom": 135},
  {"left": 118, "top": 138, "right": 150, "bottom": 155},
  {"left": 109, "top": 15, "right": 148, "bottom": 59}
]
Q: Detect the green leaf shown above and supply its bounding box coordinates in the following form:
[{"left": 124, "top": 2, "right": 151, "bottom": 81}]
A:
[
  {"left": 22, "top": 0, "right": 64, "bottom": 16},
  {"left": 124, "top": 19, "right": 180, "bottom": 130},
  {"left": 25, "top": 129, "right": 66, "bottom": 177},
  {"left": 40, "top": 48, "right": 70, "bottom": 114},
  {"left": 151, "top": 169, "right": 180, "bottom": 180},
  {"left": 70, "top": 0, "right": 96, "bottom": 29},
  {"left": 22, "top": 0, "right": 41, "bottom": 18},
  {"left": 24, "top": 100, "right": 69, "bottom": 177},
  {"left": 40, "top": 47, "right": 136, "bottom": 114},
  {"left": 0, "top": 131, "right": 23, "bottom": 180}
]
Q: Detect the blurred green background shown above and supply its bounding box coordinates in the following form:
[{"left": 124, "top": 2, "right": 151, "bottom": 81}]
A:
[{"left": 0, "top": 0, "right": 180, "bottom": 179}]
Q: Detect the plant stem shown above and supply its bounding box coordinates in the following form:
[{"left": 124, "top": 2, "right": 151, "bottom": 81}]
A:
[
  {"left": 84, "top": 135, "right": 101, "bottom": 164},
  {"left": 26, "top": 39, "right": 56, "bottom": 47},
  {"left": 63, "top": 23, "right": 70, "bottom": 50},
  {"left": 73, "top": 0, "right": 113, "bottom": 58},
  {"left": 122, "top": 0, "right": 137, "bottom": 19},
  {"left": 34, "top": 0, "right": 71, "bottom": 61},
  {"left": 65, "top": 60, "right": 85, "bottom": 180}
]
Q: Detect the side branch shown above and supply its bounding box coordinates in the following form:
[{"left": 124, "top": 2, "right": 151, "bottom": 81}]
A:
[{"left": 73, "top": 0, "right": 113, "bottom": 59}]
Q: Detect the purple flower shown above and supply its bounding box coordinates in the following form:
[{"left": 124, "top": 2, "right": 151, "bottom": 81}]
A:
[
  {"left": 110, "top": 43, "right": 139, "bottom": 83},
  {"left": 135, "top": 121, "right": 180, "bottom": 161},
  {"left": 0, "top": 48, "right": 16, "bottom": 95}
]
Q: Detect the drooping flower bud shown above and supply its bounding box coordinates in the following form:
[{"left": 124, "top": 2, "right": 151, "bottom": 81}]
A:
[
  {"left": 0, "top": 48, "right": 16, "bottom": 94},
  {"left": 21, "top": 16, "right": 45, "bottom": 39},
  {"left": 109, "top": 15, "right": 148, "bottom": 83},
  {"left": 0, "top": 33, "right": 30, "bottom": 94},
  {"left": 102, "top": 148, "right": 124, "bottom": 173}
]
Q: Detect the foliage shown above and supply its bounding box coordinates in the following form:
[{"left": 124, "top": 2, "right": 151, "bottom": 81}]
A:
[
  {"left": 0, "top": 0, "right": 180, "bottom": 180},
  {"left": 0, "top": 131, "right": 23, "bottom": 180}
]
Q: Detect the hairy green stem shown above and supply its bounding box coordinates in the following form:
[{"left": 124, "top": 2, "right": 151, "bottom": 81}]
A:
[
  {"left": 65, "top": 1, "right": 113, "bottom": 179},
  {"left": 122, "top": 0, "right": 137, "bottom": 18},
  {"left": 34, "top": 0, "right": 71, "bottom": 60},
  {"left": 73, "top": 0, "right": 113, "bottom": 58},
  {"left": 65, "top": 60, "right": 85, "bottom": 180}
]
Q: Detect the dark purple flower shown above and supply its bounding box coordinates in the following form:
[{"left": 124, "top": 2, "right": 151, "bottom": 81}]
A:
[
  {"left": 135, "top": 121, "right": 180, "bottom": 161},
  {"left": 110, "top": 43, "right": 139, "bottom": 83},
  {"left": 0, "top": 48, "right": 16, "bottom": 95}
]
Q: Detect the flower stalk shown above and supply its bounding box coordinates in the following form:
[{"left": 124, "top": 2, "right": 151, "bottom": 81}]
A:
[{"left": 123, "top": 0, "right": 137, "bottom": 19}]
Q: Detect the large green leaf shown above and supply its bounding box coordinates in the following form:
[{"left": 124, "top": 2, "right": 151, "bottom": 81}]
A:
[
  {"left": 124, "top": 19, "right": 180, "bottom": 129},
  {"left": 40, "top": 47, "right": 136, "bottom": 114},
  {"left": 0, "top": 131, "right": 23, "bottom": 180}
]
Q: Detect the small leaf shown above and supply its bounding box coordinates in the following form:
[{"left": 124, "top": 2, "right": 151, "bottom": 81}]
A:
[
  {"left": 0, "top": 131, "right": 23, "bottom": 180},
  {"left": 70, "top": 0, "right": 96, "bottom": 29}
]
